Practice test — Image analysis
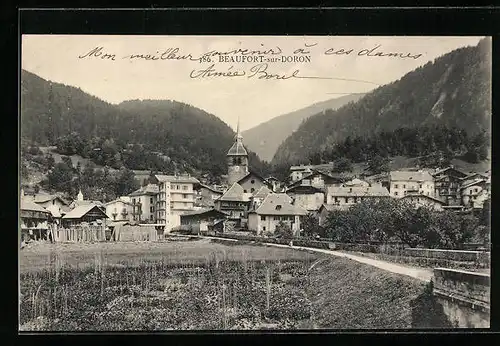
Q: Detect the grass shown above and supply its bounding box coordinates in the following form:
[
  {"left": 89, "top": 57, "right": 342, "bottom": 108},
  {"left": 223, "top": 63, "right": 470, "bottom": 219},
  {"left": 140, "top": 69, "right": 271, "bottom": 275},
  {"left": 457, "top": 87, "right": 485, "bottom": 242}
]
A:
[
  {"left": 19, "top": 239, "right": 449, "bottom": 330},
  {"left": 19, "top": 239, "right": 318, "bottom": 274}
]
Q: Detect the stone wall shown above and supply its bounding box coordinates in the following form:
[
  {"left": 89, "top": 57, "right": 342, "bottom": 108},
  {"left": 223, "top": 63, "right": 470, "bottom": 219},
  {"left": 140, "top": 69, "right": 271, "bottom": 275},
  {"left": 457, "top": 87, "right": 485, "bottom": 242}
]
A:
[{"left": 433, "top": 268, "right": 490, "bottom": 328}]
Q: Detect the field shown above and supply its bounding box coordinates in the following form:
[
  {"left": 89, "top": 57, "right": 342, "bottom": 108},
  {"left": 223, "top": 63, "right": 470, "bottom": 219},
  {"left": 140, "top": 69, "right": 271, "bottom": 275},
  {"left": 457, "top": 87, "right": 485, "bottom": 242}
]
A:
[{"left": 19, "top": 239, "right": 448, "bottom": 331}]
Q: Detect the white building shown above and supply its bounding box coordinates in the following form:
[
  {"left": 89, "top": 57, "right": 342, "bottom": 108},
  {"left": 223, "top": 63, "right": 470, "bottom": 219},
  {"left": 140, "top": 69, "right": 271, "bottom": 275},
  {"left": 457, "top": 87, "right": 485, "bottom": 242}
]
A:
[
  {"left": 326, "top": 184, "right": 390, "bottom": 210},
  {"left": 248, "top": 193, "right": 308, "bottom": 235},
  {"left": 128, "top": 184, "right": 159, "bottom": 223},
  {"left": 389, "top": 170, "right": 435, "bottom": 198},
  {"left": 154, "top": 174, "right": 200, "bottom": 231},
  {"left": 104, "top": 196, "right": 134, "bottom": 222},
  {"left": 460, "top": 178, "right": 490, "bottom": 209}
]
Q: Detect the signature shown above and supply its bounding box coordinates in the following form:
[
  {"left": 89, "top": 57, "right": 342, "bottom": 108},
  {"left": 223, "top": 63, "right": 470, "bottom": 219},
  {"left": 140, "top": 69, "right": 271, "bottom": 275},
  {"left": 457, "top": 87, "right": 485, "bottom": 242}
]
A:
[{"left": 189, "top": 63, "right": 380, "bottom": 85}]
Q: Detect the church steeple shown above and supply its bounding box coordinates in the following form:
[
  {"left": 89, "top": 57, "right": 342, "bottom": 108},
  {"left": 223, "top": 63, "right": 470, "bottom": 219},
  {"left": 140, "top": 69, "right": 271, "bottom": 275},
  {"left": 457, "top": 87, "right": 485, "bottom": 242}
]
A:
[{"left": 227, "top": 117, "right": 249, "bottom": 185}]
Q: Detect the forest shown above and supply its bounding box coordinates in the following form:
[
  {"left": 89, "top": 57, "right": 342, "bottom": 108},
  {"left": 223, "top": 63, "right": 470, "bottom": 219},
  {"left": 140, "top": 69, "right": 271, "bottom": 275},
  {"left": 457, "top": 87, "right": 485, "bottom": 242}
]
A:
[
  {"left": 20, "top": 70, "right": 271, "bottom": 188},
  {"left": 272, "top": 38, "right": 491, "bottom": 167}
]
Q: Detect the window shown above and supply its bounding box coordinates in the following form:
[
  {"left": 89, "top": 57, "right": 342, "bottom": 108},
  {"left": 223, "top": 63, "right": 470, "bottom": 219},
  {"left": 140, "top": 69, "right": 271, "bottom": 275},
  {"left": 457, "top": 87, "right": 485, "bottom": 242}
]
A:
[
  {"left": 334, "top": 197, "right": 339, "bottom": 203},
  {"left": 176, "top": 185, "right": 180, "bottom": 190},
  {"left": 419, "top": 184, "right": 423, "bottom": 188},
  {"left": 251, "top": 179, "right": 255, "bottom": 184},
  {"left": 150, "top": 197, "right": 153, "bottom": 204},
  {"left": 183, "top": 185, "right": 188, "bottom": 191},
  {"left": 52, "top": 200, "right": 55, "bottom": 205},
  {"left": 183, "top": 194, "right": 188, "bottom": 198},
  {"left": 244, "top": 190, "right": 247, "bottom": 193},
  {"left": 132, "top": 198, "right": 136, "bottom": 204},
  {"left": 261, "top": 215, "right": 266, "bottom": 221},
  {"left": 394, "top": 184, "right": 398, "bottom": 188},
  {"left": 394, "top": 192, "right": 398, "bottom": 196},
  {"left": 262, "top": 226, "right": 266, "bottom": 231},
  {"left": 274, "top": 216, "right": 280, "bottom": 221},
  {"left": 474, "top": 188, "right": 478, "bottom": 193},
  {"left": 251, "top": 188, "right": 255, "bottom": 193},
  {"left": 150, "top": 215, "right": 154, "bottom": 221},
  {"left": 403, "top": 184, "right": 406, "bottom": 188},
  {"left": 275, "top": 205, "right": 282, "bottom": 210},
  {"left": 150, "top": 206, "right": 154, "bottom": 212}
]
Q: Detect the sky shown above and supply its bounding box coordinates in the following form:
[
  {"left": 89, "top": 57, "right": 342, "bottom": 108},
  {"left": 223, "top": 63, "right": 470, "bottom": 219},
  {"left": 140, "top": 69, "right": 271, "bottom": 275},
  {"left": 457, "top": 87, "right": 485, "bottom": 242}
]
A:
[{"left": 22, "top": 35, "right": 485, "bottom": 131}]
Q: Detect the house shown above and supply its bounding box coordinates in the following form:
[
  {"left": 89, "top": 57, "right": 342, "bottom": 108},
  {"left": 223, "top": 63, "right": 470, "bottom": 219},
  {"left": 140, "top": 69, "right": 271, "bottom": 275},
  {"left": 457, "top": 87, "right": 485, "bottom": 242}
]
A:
[
  {"left": 318, "top": 204, "right": 336, "bottom": 227},
  {"left": 248, "top": 193, "right": 308, "bottom": 235},
  {"left": 32, "top": 193, "right": 70, "bottom": 211},
  {"left": 20, "top": 197, "right": 51, "bottom": 241},
  {"left": 249, "top": 185, "right": 273, "bottom": 210},
  {"left": 287, "top": 170, "right": 344, "bottom": 190},
  {"left": 432, "top": 166, "right": 468, "bottom": 206},
  {"left": 194, "top": 183, "right": 224, "bottom": 208},
  {"left": 214, "top": 182, "right": 252, "bottom": 229},
  {"left": 154, "top": 174, "right": 200, "bottom": 231},
  {"left": 460, "top": 178, "right": 490, "bottom": 209},
  {"left": 344, "top": 178, "right": 371, "bottom": 187},
  {"left": 389, "top": 170, "right": 435, "bottom": 198},
  {"left": 61, "top": 204, "right": 109, "bottom": 228},
  {"left": 285, "top": 184, "right": 325, "bottom": 212},
  {"left": 289, "top": 165, "right": 314, "bottom": 183},
  {"left": 104, "top": 197, "right": 134, "bottom": 222},
  {"left": 326, "top": 185, "right": 390, "bottom": 210},
  {"left": 400, "top": 193, "right": 446, "bottom": 211},
  {"left": 226, "top": 119, "right": 250, "bottom": 186},
  {"left": 179, "top": 208, "right": 228, "bottom": 234},
  {"left": 460, "top": 172, "right": 489, "bottom": 186},
  {"left": 265, "top": 176, "right": 282, "bottom": 192},
  {"left": 237, "top": 171, "right": 271, "bottom": 194},
  {"left": 128, "top": 184, "right": 159, "bottom": 224},
  {"left": 364, "top": 173, "right": 390, "bottom": 190}
]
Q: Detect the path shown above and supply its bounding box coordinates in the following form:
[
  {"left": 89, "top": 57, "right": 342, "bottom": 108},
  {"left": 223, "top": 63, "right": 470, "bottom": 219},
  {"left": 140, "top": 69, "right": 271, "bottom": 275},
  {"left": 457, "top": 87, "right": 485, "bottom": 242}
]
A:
[{"left": 175, "top": 234, "right": 434, "bottom": 282}]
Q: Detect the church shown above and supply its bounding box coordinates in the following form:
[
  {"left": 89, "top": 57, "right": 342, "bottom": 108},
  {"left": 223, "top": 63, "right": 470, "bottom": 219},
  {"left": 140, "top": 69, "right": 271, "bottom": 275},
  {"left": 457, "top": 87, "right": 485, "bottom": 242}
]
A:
[{"left": 226, "top": 119, "right": 270, "bottom": 193}]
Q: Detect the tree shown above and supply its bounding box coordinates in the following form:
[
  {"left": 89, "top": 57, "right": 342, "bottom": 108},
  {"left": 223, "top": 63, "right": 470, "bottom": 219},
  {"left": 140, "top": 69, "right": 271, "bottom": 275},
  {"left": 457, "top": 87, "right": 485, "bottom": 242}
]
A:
[
  {"left": 333, "top": 157, "right": 353, "bottom": 173},
  {"left": 61, "top": 156, "right": 73, "bottom": 169},
  {"left": 115, "top": 168, "right": 140, "bottom": 197},
  {"left": 275, "top": 221, "right": 294, "bottom": 239},
  {"left": 302, "top": 213, "right": 322, "bottom": 238},
  {"left": 367, "top": 155, "right": 390, "bottom": 174},
  {"left": 47, "top": 162, "right": 74, "bottom": 193}
]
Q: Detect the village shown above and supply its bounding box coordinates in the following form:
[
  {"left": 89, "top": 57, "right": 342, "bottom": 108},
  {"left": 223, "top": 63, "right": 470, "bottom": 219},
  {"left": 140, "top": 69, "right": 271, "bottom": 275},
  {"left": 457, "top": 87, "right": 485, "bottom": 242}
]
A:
[{"left": 20, "top": 123, "right": 491, "bottom": 245}]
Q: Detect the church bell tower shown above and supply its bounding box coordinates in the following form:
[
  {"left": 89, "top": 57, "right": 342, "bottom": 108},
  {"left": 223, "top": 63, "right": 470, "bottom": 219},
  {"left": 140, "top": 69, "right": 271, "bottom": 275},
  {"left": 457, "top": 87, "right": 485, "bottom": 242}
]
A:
[{"left": 227, "top": 117, "right": 249, "bottom": 185}]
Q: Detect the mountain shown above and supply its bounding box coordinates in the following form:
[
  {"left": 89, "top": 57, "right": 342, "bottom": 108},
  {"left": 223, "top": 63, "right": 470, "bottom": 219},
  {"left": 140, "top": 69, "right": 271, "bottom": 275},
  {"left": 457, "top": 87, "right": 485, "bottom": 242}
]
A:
[
  {"left": 20, "top": 70, "right": 270, "bottom": 182},
  {"left": 241, "top": 94, "right": 366, "bottom": 162},
  {"left": 272, "top": 38, "right": 491, "bottom": 166}
]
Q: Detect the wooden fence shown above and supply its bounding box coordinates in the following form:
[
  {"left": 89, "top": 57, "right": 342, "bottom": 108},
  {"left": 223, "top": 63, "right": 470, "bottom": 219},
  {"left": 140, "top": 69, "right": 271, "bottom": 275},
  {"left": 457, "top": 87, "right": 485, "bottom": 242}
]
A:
[{"left": 54, "top": 225, "right": 106, "bottom": 242}]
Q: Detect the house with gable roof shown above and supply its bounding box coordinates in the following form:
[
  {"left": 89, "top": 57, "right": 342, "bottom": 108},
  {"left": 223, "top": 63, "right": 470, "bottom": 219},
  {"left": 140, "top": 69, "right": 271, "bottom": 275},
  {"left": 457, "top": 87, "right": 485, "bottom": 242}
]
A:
[
  {"left": 248, "top": 193, "right": 308, "bottom": 235},
  {"left": 214, "top": 182, "right": 252, "bottom": 228},
  {"left": 432, "top": 166, "right": 468, "bottom": 206}
]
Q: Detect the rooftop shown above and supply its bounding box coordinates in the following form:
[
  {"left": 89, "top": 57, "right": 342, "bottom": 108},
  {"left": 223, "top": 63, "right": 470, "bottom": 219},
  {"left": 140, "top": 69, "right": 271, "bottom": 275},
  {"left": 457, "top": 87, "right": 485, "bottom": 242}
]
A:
[
  {"left": 327, "top": 185, "right": 390, "bottom": 197},
  {"left": 155, "top": 174, "right": 200, "bottom": 184},
  {"left": 227, "top": 140, "right": 248, "bottom": 156},
  {"left": 20, "top": 198, "right": 51, "bottom": 213},
  {"left": 129, "top": 184, "right": 160, "bottom": 196},
  {"left": 217, "top": 182, "right": 249, "bottom": 202},
  {"left": 251, "top": 193, "right": 307, "bottom": 216},
  {"left": 389, "top": 170, "right": 433, "bottom": 182},
  {"left": 62, "top": 204, "right": 108, "bottom": 219}
]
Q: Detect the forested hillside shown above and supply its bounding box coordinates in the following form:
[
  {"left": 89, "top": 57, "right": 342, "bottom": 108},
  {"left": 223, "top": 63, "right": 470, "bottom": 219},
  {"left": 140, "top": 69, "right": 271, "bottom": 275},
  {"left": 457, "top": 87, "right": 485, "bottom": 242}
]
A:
[
  {"left": 242, "top": 93, "right": 365, "bottom": 162},
  {"left": 272, "top": 38, "right": 491, "bottom": 167},
  {"left": 20, "top": 70, "right": 270, "bottom": 186}
]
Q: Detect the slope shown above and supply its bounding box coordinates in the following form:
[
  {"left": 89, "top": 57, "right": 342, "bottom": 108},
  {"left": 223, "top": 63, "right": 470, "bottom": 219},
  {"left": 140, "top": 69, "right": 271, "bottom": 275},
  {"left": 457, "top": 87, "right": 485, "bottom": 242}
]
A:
[
  {"left": 242, "top": 94, "right": 366, "bottom": 162},
  {"left": 272, "top": 38, "right": 491, "bottom": 166}
]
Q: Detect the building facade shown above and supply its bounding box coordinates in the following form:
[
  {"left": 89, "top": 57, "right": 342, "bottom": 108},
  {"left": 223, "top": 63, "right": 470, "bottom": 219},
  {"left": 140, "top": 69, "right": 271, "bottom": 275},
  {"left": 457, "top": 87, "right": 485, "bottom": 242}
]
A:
[
  {"left": 237, "top": 171, "right": 269, "bottom": 194},
  {"left": 154, "top": 174, "right": 200, "bottom": 231},
  {"left": 286, "top": 185, "right": 325, "bottom": 212},
  {"left": 214, "top": 182, "right": 252, "bottom": 229},
  {"left": 389, "top": 170, "right": 435, "bottom": 198},
  {"left": 104, "top": 197, "right": 134, "bottom": 222},
  {"left": 460, "top": 178, "right": 490, "bottom": 209},
  {"left": 432, "top": 167, "right": 468, "bottom": 206},
  {"left": 129, "top": 184, "right": 159, "bottom": 223},
  {"left": 400, "top": 193, "right": 446, "bottom": 211},
  {"left": 248, "top": 193, "right": 307, "bottom": 235},
  {"left": 326, "top": 185, "right": 390, "bottom": 210}
]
